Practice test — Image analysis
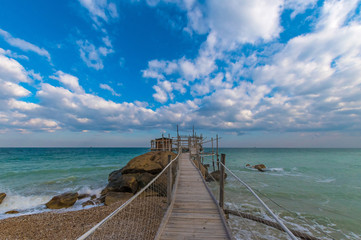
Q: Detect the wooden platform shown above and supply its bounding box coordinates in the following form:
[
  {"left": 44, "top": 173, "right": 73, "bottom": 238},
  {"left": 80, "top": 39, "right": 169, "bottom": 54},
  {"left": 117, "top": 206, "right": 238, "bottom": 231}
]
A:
[{"left": 157, "top": 153, "right": 232, "bottom": 240}]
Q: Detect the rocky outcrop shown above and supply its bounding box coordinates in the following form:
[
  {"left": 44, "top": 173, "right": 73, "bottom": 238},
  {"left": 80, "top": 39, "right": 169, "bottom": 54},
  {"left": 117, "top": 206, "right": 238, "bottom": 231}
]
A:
[
  {"left": 104, "top": 192, "right": 133, "bottom": 206},
  {"left": 0, "top": 192, "right": 6, "bottom": 204},
  {"left": 100, "top": 151, "right": 176, "bottom": 202},
  {"left": 77, "top": 194, "right": 90, "bottom": 200},
  {"left": 45, "top": 192, "right": 78, "bottom": 209},
  {"left": 102, "top": 174, "right": 139, "bottom": 195},
  {"left": 121, "top": 151, "right": 176, "bottom": 175},
  {"left": 206, "top": 170, "right": 227, "bottom": 182}
]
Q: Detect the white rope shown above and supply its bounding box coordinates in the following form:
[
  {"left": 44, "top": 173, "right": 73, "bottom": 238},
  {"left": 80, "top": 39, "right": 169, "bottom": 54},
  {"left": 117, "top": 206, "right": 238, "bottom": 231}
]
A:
[
  {"left": 219, "top": 161, "right": 298, "bottom": 240},
  {"left": 77, "top": 151, "right": 181, "bottom": 240}
]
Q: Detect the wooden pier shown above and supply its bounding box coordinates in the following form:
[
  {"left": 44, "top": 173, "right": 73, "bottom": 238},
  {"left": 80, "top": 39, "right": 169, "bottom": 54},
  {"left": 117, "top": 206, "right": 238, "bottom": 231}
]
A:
[{"left": 156, "top": 152, "right": 232, "bottom": 240}]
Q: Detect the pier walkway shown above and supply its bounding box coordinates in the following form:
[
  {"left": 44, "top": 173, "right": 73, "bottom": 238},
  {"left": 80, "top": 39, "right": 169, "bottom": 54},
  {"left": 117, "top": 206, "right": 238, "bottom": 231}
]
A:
[{"left": 156, "top": 152, "right": 231, "bottom": 240}]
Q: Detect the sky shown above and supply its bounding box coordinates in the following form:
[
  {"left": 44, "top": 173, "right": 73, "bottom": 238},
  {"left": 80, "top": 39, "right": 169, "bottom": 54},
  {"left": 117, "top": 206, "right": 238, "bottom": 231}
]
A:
[{"left": 0, "top": 0, "right": 361, "bottom": 147}]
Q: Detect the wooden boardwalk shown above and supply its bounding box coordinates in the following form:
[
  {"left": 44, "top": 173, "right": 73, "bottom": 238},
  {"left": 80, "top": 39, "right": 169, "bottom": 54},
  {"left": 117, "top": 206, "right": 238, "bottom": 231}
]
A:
[{"left": 157, "top": 152, "right": 232, "bottom": 240}]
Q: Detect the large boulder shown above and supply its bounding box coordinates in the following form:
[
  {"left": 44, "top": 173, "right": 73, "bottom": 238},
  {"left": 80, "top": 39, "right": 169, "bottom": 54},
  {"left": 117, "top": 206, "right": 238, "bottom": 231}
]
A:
[
  {"left": 0, "top": 192, "right": 6, "bottom": 204},
  {"left": 45, "top": 192, "right": 78, "bottom": 209},
  {"left": 121, "top": 151, "right": 176, "bottom": 175},
  {"left": 206, "top": 170, "right": 227, "bottom": 182},
  {"left": 136, "top": 172, "right": 156, "bottom": 190},
  {"left": 101, "top": 151, "right": 176, "bottom": 199},
  {"left": 102, "top": 174, "right": 139, "bottom": 195},
  {"left": 104, "top": 192, "right": 133, "bottom": 206}
]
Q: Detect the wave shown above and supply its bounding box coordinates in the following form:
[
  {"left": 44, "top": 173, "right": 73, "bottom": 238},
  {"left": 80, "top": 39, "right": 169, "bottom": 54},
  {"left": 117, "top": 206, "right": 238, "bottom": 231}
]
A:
[
  {"left": 316, "top": 178, "right": 336, "bottom": 183},
  {"left": 0, "top": 186, "right": 103, "bottom": 220}
]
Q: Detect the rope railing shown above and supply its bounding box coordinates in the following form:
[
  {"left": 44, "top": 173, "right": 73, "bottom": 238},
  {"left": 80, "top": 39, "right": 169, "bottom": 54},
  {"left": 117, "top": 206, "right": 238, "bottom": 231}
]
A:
[
  {"left": 218, "top": 161, "right": 298, "bottom": 240},
  {"left": 77, "top": 151, "right": 181, "bottom": 240}
]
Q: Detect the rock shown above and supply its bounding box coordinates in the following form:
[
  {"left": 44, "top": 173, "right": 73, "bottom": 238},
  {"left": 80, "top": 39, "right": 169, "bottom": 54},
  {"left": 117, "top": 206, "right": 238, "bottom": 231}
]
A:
[
  {"left": 246, "top": 164, "right": 251, "bottom": 167},
  {"left": 136, "top": 172, "right": 156, "bottom": 190},
  {"left": 5, "top": 210, "right": 19, "bottom": 214},
  {"left": 0, "top": 192, "right": 6, "bottom": 204},
  {"left": 82, "top": 200, "right": 95, "bottom": 207},
  {"left": 253, "top": 164, "right": 266, "bottom": 172},
  {"left": 102, "top": 174, "right": 139, "bottom": 195},
  {"left": 45, "top": 192, "right": 79, "bottom": 209},
  {"left": 90, "top": 195, "right": 97, "bottom": 200},
  {"left": 121, "top": 151, "right": 176, "bottom": 175},
  {"left": 78, "top": 194, "right": 90, "bottom": 200},
  {"left": 206, "top": 170, "right": 227, "bottom": 182},
  {"left": 104, "top": 192, "right": 133, "bottom": 206}
]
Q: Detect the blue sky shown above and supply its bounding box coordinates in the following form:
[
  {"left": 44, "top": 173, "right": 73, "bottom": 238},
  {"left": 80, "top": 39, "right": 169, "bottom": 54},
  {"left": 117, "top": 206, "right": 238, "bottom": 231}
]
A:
[{"left": 1, "top": 0, "right": 361, "bottom": 147}]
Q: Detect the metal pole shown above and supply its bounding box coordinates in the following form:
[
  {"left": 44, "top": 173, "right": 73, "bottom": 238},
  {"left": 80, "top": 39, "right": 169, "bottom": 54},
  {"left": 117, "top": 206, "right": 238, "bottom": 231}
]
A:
[
  {"left": 167, "top": 155, "right": 172, "bottom": 205},
  {"left": 219, "top": 153, "right": 225, "bottom": 209}
]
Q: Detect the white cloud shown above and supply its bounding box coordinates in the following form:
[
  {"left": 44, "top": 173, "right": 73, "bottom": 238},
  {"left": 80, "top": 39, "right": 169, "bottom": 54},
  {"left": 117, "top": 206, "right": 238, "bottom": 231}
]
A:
[
  {"left": 0, "top": 79, "right": 30, "bottom": 98},
  {"left": 0, "top": 54, "right": 29, "bottom": 83},
  {"left": 284, "top": 0, "right": 317, "bottom": 18},
  {"left": 0, "top": 29, "right": 50, "bottom": 60},
  {"left": 207, "top": 0, "right": 283, "bottom": 46},
  {"left": 50, "top": 71, "right": 84, "bottom": 93},
  {"left": 100, "top": 83, "right": 121, "bottom": 96},
  {"left": 316, "top": 0, "right": 360, "bottom": 30},
  {"left": 8, "top": 99, "right": 40, "bottom": 111},
  {"left": 78, "top": 0, "right": 119, "bottom": 26},
  {"left": 77, "top": 39, "right": 113, "bottom": 70}
]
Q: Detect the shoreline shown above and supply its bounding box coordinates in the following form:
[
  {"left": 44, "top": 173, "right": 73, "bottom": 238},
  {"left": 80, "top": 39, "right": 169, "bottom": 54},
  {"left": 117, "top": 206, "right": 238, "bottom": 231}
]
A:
[{"left": 0, "top": 202, "right": 123, "bottom": 240}]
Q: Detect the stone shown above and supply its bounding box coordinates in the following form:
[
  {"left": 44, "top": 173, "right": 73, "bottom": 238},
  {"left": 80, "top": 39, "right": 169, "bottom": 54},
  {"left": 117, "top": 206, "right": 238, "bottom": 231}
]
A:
[
  {"left": 45, "top": 192, "right": 78, "bottom": 209},
  {"left": 253, "top": 164, "right": 266, "bottom": 172},
  {"left": 206, "top": 170, "right": 227, "bottom": 182},
  {"left": 82, "top": 200, "right": 95, "bottom": 207},
  {"left": 136, "top": 172, "right": 156, "bottom": 190},
  {"left": 102, "top": 174, "right": 139, "bottom": 195},
  {"left": 0, "top": 192, "right": 6, "bottom": 204},
  {"left": 78, "top": 194, "right": 90, "bottom": 200},
  {"left": 121, "top": 151, "right": 176, "bottom": 175},
  {"left": 5, "top": 210, "right": 19, "bottom": 214},
  {"left": 104, "top": 192, "right": 133, "bottom": 206},
  {"left": 90, "top": 195, "right": 97, "bottom": 200}
]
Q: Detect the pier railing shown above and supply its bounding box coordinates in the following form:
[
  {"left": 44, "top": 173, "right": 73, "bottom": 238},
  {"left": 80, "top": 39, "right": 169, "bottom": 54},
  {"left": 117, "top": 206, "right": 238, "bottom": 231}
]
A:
[
  {"left": 202, "top": 154, "right": 326, "bottom": 240},
  {"left": 77, "top": 151, "right": 181, "bottom": 240}
]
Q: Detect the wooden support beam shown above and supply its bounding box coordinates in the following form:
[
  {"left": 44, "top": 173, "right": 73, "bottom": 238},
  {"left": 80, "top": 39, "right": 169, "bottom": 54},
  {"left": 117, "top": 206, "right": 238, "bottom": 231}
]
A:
[
  {"left": 219, "top": 154, "right": 225, "bottom": 210},
  {"left": 167, "top": 155, "right": 172, "bottom": 205}
]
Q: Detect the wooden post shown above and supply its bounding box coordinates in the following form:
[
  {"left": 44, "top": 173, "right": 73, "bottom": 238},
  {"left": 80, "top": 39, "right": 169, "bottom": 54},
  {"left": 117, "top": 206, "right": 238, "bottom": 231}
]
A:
[
  {"left": 167, "top": 155, "right": 172, "bottom": 205},
  {"left": 219, "top": 153, "right": 225, "bottom": 210},
  {"left": 168, "top": 134, "right": 171, "bottom": 151},
  {"left": 216, "top": 134, "right": 219, "bottom": 171},
  {"left": 188, "top": 136, "right": 191, "bottom": 152},
  {"left": 211, "top": 137, "right": 215, "bottom": 171}
]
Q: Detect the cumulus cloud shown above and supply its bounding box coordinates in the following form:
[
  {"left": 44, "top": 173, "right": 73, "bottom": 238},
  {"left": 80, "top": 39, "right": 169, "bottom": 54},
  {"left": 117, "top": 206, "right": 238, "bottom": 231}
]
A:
[
  {"left": 50, "top": 71, "right": 84, "bottom": 93},
  {"left": 2, "top": 0, "right": 361, "bottom": 137},
  {"left": 77, "top": 39, "right": 114, "bottom": 70},
  {"left": 0, "top": 29, "right": 51, "bottom": 60},
  {"left": 100, "top": 83, "right": 121, "bottom": 96}
]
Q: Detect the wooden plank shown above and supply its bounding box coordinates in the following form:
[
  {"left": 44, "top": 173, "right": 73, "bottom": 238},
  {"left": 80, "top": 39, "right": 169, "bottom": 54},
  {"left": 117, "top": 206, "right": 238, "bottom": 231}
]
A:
[{"left": 159, "top": 152, "right": 231, "bottom": 240}]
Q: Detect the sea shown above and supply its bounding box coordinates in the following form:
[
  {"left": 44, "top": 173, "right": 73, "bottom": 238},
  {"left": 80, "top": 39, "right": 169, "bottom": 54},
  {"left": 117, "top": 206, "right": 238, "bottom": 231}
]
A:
[{"left": 0, "top": 148, "right": 360, "bottom": 239}]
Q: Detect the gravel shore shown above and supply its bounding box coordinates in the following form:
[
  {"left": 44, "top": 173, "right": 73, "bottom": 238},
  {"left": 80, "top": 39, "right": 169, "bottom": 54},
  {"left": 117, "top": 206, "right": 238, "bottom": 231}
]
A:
[{"left": 0, "top": 203, "right": 124, "bottom": 240}]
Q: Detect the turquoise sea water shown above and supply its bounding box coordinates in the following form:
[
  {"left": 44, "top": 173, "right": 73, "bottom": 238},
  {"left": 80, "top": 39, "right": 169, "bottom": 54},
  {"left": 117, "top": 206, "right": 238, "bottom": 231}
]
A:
[{"left": 0, "top": 148, "right": 360, "bottom": 239}]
